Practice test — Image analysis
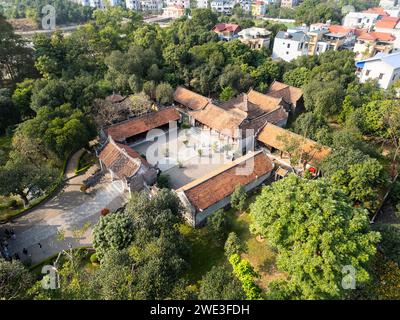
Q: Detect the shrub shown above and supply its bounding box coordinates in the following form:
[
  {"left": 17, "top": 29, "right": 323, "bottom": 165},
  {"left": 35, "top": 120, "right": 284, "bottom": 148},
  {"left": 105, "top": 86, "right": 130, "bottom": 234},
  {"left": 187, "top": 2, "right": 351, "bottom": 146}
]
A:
[
  {"left": 225, "top": 232, "right": 243, "bottom": 257},
  {"left": 90, "top": 253, "right": 99, "bottom": 264},
  {"left": 7, "top": 199, "right": 18, "bottom": 209},
  {"left": 229, "top": 254, "right": 262, "bottom": 300},
  {"left": 231, "top": 184, "right": 247, "bottom": 212},
  {"left": 157, "top": 174, "right": 170, "bottom": 189},
  {"left": 207, "top": 210, "right": 230, "bottom": 245}
]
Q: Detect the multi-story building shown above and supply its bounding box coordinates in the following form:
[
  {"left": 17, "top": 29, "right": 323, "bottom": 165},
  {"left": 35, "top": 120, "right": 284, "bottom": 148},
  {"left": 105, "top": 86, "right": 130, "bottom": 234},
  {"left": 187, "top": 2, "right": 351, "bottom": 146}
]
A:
[
  {"left": 90, "top": 0, "right": 104, "bottom": 8},
  {"left": 163, "top": 4, "right": 186, "bottom": 18},
  {"left": 165, "top": 0, "right": 190, "bottom": 8},
  {"left": 212, "top": 23, "right": 242, "bottom": 40},
  {"left": 380, "top": 0, "right": 399, "bottom": 9},
  {"left": 272, "top": 30, "right": 310, "bottom": 62},
  {"left": 195, "top": 0, "right": 209, "bottom": 8},
  {"left": 354, "top": 31, "right": 396, "bottom": 60},
  {"left": 251, "top": 1, "right": 267, "bottom": 17},
  {"left": 280, "top": 0, "right": 298, "bottom": 8},
  {"left": 356, "top": 51, "right": 400, "bottom": 89},
  {"left": 343, "top": 12, "right": 380, "bottom": 29},
  {"left": 238, "top": 27, "right": 271, "bottom": 49},
  {"left": 140, "top": 0, "right": 163, "bottom": 12},
  {"left": 126, "top": 0, "right": 140, "bottom": 10},
  {"left": 211, "top": 0, "right": 234, "bottom": 15}
]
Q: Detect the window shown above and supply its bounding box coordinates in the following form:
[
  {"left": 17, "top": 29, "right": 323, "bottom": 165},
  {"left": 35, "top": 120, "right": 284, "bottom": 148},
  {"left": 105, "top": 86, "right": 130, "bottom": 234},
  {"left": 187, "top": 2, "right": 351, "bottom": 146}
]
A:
[
  {"left": 287, "top": 43, "right": 290, "bottom": 48},
  {"left": 365, "top": 70, "right": 370, "bottom": 76},
  {"left": 286, "top": 51, "right": 289, "bottom": 55},
  {"left": 379, "top": 73, "right": 384, "bottom": 80}
]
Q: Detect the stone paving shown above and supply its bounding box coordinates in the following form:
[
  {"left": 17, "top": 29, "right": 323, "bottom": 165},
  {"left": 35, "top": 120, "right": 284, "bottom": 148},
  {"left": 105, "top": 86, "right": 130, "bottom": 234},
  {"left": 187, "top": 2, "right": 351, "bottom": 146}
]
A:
[{"left": 0, "top": 150, "right": 128, "bottom": 265}]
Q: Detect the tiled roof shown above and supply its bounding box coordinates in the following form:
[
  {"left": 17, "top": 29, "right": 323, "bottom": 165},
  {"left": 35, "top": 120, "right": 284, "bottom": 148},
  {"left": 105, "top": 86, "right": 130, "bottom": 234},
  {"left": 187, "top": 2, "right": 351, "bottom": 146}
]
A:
[
  {"left": 189, "top": 104, "right": 246, "bottom": 138},
  {"left": 177, "top": 151, "right": 273, "bottom": 212},
  {"left": 99, "top": 139, "right": 147, "bottom": 179},
  {"left": 266, "top": 81, "right": 303, "bottom": 106},
  {"left": 362, "top": 7, "right": 389, "bottom": 16},
  {"left": 328, "top": 25, "right": 354, "bottom": 34},
  {"left": 358, "top": 31, "right": 395, "bottom": 41},
  {"left": 213, "top": 23, "right": 241, "bottom": 33},
  {"left": 173, "top": 86, "right": 210, "bottom": 110},
  {"left": 257, "top": 123, "right": 331, "bottom": 166},
  {"left": 375, "top": 17, "right": 400, "bottom": 29},
  {"left": 106, "top": 108, "right": 180, "bottom": 142}
]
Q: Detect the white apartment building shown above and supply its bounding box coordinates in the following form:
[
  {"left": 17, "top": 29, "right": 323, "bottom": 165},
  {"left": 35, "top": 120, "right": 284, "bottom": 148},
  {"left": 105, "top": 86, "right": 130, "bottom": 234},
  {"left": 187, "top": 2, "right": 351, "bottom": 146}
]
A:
[
  {"left": 343, "top": 12, "right": 380, "bottom": 29},
  {"left": 89, "top": 0, "right": 104, "bottom": 8},
  {"left": 380, "top": 0, "right": 399, "bottom": 9},
  {"left": 356, "top": 51, "right": 400, "bottom": 89},
  {"left": 235, "top": 0, "right": 252, "bottom": 13},
  {"left": 140, "top": 0, "right": 163, "bottom": 11},
  {"left": 165, "top": 0, "right": 190, "bottom": 8},
  {"left": 272, "top": 30, "right": 310, "bottom": 62},
  {"left": 280, "top": 0, "right": 298, "bottom": 8},
  {"left": 195, "top": 0, "right": 209, "bottom": 8},
  {"left": 211, "top": 0, "right": 234, "bottom": 15},
  {"left": 126, "top": 0, "right": 140, "bottom": 10}
]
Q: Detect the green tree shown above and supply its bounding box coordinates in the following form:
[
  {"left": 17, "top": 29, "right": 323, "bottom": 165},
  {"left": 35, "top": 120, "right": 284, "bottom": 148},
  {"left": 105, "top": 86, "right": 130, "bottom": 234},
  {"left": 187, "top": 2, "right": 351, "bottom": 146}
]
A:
[
  {"left": 92, "top": 213, "right": 135, "bottom": 261},
  {"left": 198, "top": 264, "right": 245, "bottom": 300},
  {"left": 231, "top": 184, "right": 247, "bottom": 212},
  {"left": 224, "top": 232, "right": 243, "bottom": 257},
  {"left": 219, "top": 86, "right": 234, "bottom": 102},
  {"left": 0, "top": 258, "right": 33, "bottom": 300},
  {"left": 207, "top": 209, "right": 230, "bottom": 245},
  {"left": 11, "top": 78, "right": 36, "bottom": 119},
  {"left": 155, "top": 82, "right": 174, "bottom": 105},
  {"left": 250, "top": 174, "right": 380, "bottom": 299},
  {"left": 283, "top": 67, "right": 310, "bottom": 87}
]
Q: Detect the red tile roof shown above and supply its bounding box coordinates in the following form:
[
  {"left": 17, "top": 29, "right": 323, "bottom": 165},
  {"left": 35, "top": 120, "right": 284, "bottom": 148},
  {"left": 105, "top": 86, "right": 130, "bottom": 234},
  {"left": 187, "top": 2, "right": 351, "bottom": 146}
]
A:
[
  {"left": 257, "top": 123, "right": 331, "bottom": 166},
  {"left": 173, "top": 86, "right": 210, "bottom": 110},
  {"left": 212, "top": 23, "right": 241, "bottom": 33},
  {"left": 266, "top": 81, "right": 303, "bottom": 106},
  {"left": 177, "top": 151, "right": 273, "bottom": 212},
  {"left": 375, "top": 17, "right": 400, "bottom": 29},
  {"left": 99, "top": 139, "right": 147, "bottom": 179},
  {"left": 106, "top": 108, "right": 180, "bottom": 142},
  {"left": 328, "top": 25, "right": 354, "bottom": 34},
  {"left": 358, "top": 31, "right": 395, "bottom": 41},
  {"left": 363, "top": 7, "right": 389, "bottom": 16}
]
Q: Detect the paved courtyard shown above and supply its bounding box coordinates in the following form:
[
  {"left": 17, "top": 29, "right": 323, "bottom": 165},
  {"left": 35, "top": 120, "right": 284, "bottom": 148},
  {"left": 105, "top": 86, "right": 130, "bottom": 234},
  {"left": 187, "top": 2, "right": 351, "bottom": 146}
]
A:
[
  {"left": 132, "top": 127, "right": 241, "bottom": 189},
  {"left": 0, "top": 153, "right": 128, "bottom": 265}
]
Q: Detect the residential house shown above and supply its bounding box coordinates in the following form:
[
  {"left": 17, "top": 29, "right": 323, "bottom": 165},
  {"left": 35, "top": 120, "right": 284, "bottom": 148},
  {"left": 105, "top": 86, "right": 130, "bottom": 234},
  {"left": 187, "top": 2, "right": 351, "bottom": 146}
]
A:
[
  {"left": 126, "top": 0, "right": 140, "bottom": 10},
  {"left": 251, "top": 1, "right": 267, "bottom": 17},
  {"left": 356, "top": 51, "right": 400, "bottom": 89},
  {"left": 354, "top": 31, "right": 396, "bottom": 60},
  {"left": 236, "top": 0, "right": 252, "bottom": 13},
  {"left": 266, "top": 80, "right": 304, "bottom": 115},
  {"left": 280, "top": 0, "right": 298, "bottom": 8},
  {"left": 176, "top": 150, "right": 274, "bottom": 226},
  {"left": 343, "top": 12, "right": 380, "bottom": 29},
  {"left": 212, "top": 23, "right": 242, "bottom": 41},
  {"left": 140, "top": 0, "right": 163, "bottom": 12},
  {"left": 272, "top": 30, "right": 310, "bottom": 62},
  {"left": 257, "top": 123, "right": 331, "bottom": 172},
  {"left": 98, "top": 137, "right": 157, "bottom": 193},
  {"left": 165, "top": 0, "right": 190, "bottom": 8},
  {"left": 102, "top": 107, "right": 181, "bottom": 145},
  {"left": 374, "top": 16, "right": 400, "bottom": 50},
  {"left": 89, "top": 0, "right": 104, "bottom": 8},
  {"left": 380, "top": 0, "right": 399, "bottom": 9},
  {"left": 238, "top": 27, "right": 271, "bottom": 50},
  {"left": 196, "top": 0, "right": 209, "bottom": 8},
  {"left": 210, "top": 0, "right": 234, "bottom": 15},
  {"left": 163, "top": 4, "right": 185, "bottom": 18}
]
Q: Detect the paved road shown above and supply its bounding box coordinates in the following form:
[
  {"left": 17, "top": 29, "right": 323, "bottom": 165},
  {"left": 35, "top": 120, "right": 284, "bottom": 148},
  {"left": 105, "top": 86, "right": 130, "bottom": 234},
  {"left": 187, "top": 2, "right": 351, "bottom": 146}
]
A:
[{"left": 1, "top": 150, "right": 128, "bottom": 265}]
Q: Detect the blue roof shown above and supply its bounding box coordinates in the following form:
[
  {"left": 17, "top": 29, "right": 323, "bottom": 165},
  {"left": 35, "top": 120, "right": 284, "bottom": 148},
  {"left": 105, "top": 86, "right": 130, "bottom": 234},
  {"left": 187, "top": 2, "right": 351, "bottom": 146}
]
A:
[{"left": 356, "top": 51, "right": 400, "bottom": 69}]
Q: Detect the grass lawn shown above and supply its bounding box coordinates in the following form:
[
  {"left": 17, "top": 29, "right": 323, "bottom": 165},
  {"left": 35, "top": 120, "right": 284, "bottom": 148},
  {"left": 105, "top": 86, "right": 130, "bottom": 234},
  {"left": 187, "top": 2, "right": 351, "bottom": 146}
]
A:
[{"left": 180, "top": 192, "right": 282, "bottom": 291}]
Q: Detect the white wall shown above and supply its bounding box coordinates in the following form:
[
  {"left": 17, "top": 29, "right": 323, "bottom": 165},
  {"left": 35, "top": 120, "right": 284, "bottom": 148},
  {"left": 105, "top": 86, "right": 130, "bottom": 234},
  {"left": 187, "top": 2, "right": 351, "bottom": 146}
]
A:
[
  {"left": 272, "top": 37, "right": 308, "bottom": 62},
  {"left": 360, "top": 60, "right": 399, "bottom": 89}
]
